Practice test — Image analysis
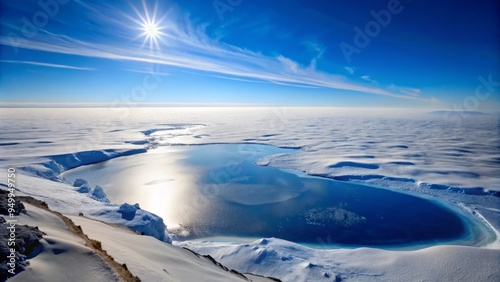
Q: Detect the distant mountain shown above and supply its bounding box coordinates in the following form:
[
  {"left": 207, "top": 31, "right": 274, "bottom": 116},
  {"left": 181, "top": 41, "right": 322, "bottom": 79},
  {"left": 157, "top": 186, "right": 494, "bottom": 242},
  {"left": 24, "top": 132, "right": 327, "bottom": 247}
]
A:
[{"left": 428, "top": 111, "right": 489, "bottom": 116}]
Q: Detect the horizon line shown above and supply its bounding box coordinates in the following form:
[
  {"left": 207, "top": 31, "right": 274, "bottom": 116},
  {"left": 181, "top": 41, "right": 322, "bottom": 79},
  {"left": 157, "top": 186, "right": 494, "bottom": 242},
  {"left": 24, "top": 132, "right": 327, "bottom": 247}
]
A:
[{"left": 1, "top": 102, "right": 499, "bottom": 113}]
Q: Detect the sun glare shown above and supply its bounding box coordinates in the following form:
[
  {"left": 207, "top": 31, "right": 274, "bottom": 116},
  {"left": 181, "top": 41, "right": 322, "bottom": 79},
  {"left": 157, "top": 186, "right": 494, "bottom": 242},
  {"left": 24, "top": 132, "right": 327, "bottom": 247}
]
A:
[
  {"left": 128, "top": 0, "right": 167, "bottom": 50},
  {"left": 143, "top": 21, "right": 159, "bottom": 39}
]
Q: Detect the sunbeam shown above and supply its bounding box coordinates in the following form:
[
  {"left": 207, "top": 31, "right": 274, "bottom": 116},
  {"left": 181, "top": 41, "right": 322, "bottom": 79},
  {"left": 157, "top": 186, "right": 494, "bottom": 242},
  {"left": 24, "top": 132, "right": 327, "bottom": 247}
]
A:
[{"left": 128, "top": 0, "right": 167, "bottom": 50}]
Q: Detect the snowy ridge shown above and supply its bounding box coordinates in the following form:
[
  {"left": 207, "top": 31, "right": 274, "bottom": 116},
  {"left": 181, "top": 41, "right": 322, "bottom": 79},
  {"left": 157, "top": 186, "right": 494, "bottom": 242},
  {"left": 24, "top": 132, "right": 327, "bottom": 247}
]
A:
[
  {"left": 9, "top": 202, "right": 121, "bottom": 282},
  {"left": 19, "top": 148, "right": 147, "bottom": 181},
  {"left": 69, "top": 215, "right": 280, "bottom": 282}
]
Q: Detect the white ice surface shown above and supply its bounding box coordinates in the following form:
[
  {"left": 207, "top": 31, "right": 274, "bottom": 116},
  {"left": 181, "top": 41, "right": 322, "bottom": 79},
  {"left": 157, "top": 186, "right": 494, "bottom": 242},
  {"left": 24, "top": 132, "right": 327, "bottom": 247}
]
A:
[
  {"left": 1, "top": 107, "right": 499, "bottom": 281},
  {"left": 3, "top": 107, "right": 497, "bottom": 192}
]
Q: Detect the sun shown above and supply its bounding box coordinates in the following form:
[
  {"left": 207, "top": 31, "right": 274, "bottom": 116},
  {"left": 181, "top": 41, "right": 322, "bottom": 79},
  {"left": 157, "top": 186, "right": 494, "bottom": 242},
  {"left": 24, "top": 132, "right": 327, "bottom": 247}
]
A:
[
  {"left": 143, "top": 21, "right": 160, "bottom": 40},
  {"left": 128, "top": 0, "right": 167, "bottom": 50}
]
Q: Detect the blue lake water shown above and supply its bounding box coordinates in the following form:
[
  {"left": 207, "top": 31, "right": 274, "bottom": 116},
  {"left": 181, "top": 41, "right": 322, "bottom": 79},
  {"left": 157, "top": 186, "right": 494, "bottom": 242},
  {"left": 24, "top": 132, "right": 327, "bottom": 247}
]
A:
[{"left": 62, "top": 144, "right": 489, "bottom": 247}]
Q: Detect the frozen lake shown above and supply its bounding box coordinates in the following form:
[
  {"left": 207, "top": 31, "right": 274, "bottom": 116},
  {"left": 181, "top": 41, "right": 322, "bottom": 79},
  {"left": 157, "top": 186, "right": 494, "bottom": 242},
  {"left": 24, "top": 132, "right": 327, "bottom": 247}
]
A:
[{"left": 62, "top": 143, "right": 487, "bottom": 247}]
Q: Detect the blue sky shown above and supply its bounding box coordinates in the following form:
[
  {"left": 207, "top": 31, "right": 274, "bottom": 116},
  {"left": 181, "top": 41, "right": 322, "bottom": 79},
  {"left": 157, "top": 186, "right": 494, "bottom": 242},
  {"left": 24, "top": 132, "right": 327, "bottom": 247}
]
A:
[{"left": 0, "top": 0, "right": 498, "bottom": 109}]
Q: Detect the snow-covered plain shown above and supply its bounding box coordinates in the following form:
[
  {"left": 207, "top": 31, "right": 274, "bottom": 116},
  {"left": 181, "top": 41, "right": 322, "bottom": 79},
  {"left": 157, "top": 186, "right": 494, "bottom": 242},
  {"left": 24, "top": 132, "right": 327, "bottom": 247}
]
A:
[{"left": 1, "top": 107, "right": 499, "bottom": 281}]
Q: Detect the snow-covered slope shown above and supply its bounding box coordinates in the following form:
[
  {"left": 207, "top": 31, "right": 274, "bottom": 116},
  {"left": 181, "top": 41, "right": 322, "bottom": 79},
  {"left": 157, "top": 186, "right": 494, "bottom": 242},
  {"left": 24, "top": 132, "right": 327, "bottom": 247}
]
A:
[
  {"left": 5, "top": 199, "right": 277, "bottom": 282},
  {"left": 9, "top": 203, "right": 119, "bottom": 282},
  {"left": 70, "top": 215, "right": 276, "bottom": 282},
  {"left": 179, "top": 238, "right": 500, "bottom": 282}
]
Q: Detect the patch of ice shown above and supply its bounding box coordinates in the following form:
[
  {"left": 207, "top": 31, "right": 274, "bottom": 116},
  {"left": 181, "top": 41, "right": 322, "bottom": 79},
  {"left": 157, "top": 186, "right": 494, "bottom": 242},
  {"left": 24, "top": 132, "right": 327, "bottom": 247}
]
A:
[
  {"left": 72, "top": 178, "right": 87, "bottom": 187},
  {"left": 91, "top": 186, "right": 109, "bottom": 203},
  {"left": 76, "top": 184, "right": 91, "bottom": 193},
  {"left": 117, "top": 203, "right": 140, "bottom": 220}
]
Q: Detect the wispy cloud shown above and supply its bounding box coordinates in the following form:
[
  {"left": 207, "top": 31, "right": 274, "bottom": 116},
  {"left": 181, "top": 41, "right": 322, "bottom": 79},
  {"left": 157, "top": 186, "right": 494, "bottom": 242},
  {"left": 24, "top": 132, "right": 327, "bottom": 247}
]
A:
[
  {"left": 344, "top": 66, "right": 355, "bottom": 74},
  {"left": 304, "top": 41, "right": 326, "bottom": 59},
  {"left": 361, "top": 75, "right": 377, "bottom": 84},
  {"left": 0, "top": 2, "right": 426, "bottom": 101},
  {"left": 388, "top": 84, "right": 422, "bottom": 97},
  {"left": 0, "top": 60, "right": 94, "bottom": 71}
]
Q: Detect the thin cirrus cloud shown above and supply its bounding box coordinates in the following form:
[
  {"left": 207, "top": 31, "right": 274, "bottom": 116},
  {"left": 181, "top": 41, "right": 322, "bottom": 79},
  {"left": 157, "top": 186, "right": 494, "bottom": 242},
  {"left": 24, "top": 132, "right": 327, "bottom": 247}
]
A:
[
  {"left": 0, "top": 60, "right": 94, "bottom": 71},
  {"left": 361, "top": 75, "right": 377, "bottom": 84},
  {"left": 0, "top": 3, "right": 426, "bottom": 101},
  {"left": 344, "top": 66, "right": 355, "bottom": 75}
]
